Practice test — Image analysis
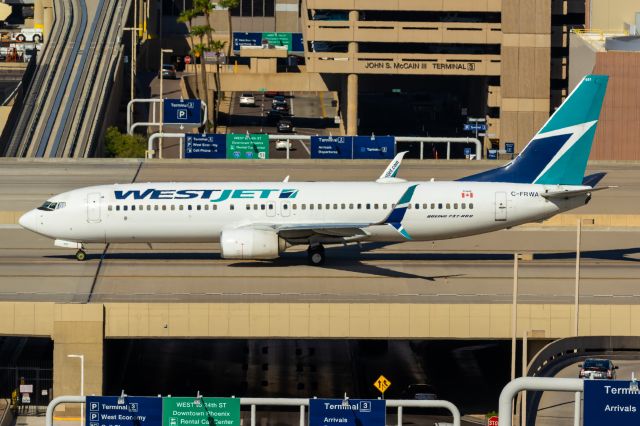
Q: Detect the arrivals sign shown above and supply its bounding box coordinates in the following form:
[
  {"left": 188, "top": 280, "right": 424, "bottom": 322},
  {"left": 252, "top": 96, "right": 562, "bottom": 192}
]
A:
[
  {"left": 226, "top": 133, "right": 269, "bottom": 159},
  {"left": 584, "top": 380, "right": 640, "bottom": 426},
  {"left": 310, "top": 136, "right": 353, "bottom": 159},
  {"left": 309, "top": 399, "right": 385, "bottom": 426},
  {"left": 185, "top": 134, "right": 226, "bottom": 159},
  {"left": 86, "top": 396, "right": 163, "bottom": 426},
  {"left": 162, "top": 397, "right": 240, "bottom": 426},
  {"left": 163, "top": 99, "right": 202, "bottom": 125},
  {"left": 353, "top": 136, "right": 395, "bottom": 159}
]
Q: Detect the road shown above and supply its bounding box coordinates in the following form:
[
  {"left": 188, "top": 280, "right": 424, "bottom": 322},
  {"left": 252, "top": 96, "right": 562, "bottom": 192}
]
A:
[{"left": 0, "top": 159, "right": 638, "bottom": 304}]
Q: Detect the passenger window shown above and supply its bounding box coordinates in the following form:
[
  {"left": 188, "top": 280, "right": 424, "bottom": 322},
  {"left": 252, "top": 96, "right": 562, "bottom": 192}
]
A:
[
  {"left": 349, "top": 203, "right": 354, "bottom": 209},
  {"left": 333, "top": 204, "right": 337, "bottom": 209},
  {"left": 374, "top": 204, "right": 379, "bottom": 209},
  {"left": 414, "top": 203, "right": 419, "bottom": 209},
  {"left": 179, "top": 205, "right": 184, "bottom": 211},
  {"left": 318, "top": 204, "right": 322, "bottom": 210},
  {"left": 366, "top": 203, "right": 371, "bottom": 210},
  {"left": 283, "top": 204, "right": 288, "bottom": 210},
  {"left": 301, "top": 204, "right": 306, "bottom": 210},
  {"left": 147, "top": 205, "right": 151, "bottom": 211},
  {"left": 188, "top": 205, "right": 192, "bottom": 211},
  {"left": 383, "top": 204, "right": 387, "bottom": 209},
  {"left": 431, "top": 203, "right": 435, "bottom": 209},
  {"left": 116, "top": 205, "right": 120, "bottom": 211},
  {"left": 246, "top": 204, "right": 251, "bottom": 210},
  {"left": 326, "top": 204, "right": 330, "bottom": 209},
  {"left": 154, "top": 205, "right": 159, "bottom": 211},
  {"left": 162, "top": 205, "right": 167, "bottom": 211},
  {"left": 197, "top": 205, "right": 202, "bottom": 211},
  {"left": 230, "top": 204, "right": 234, "bottom": 210},
  {"left": 204, "top": 205, "right": 209, "bottom": 211},
  {"left": 123, "top": 206, "right": 128, "bottom": 211},
  {"left": 407, "top": 204, "right": 411, "bottom": 209},
  {"left": 341, "top": 203, "right": 346, "bottom": 209},
  {"left": 108, "top": 205, "right": 112, "bottom": 211},
  {"left": 260, "top": 204, "right": 266, "bottom": 210},
  {"left": 461, "top": 203, "right": 466, "bottom": 209},
  {"left": 254, "top": 204, "right": 258, "bottom": 210},
  {"left": 438, "top": 203, "right": 442, "bottom": 209},
  {"left": 293, "top": 204, "right": 297, "bottom": 210},
  {"left": 454, "top": 203, "right": 458, "bottom": 209},
  {"left": 310, "top": 204, "right": 314, "bottom": 210},
  {"left": 268, "top": 204, "right": 273, "bottom": 210},
  {"left": 132, "top": 205, "right": 136, "bottom": 211},
  {"left": 357, "top": 203, "right": 362, "bottom": 209},
  {"left": 469, "top": 203, "right": 474, "bottom": 209},
  {"left": 423, "top": 203, "right": 427, "bottom": 209},
  {"left": 446, "top": 203, "right": 450, "bottom": 209},
  {"left": 212, "top": 204, "right": 217, "bottom": 210}
]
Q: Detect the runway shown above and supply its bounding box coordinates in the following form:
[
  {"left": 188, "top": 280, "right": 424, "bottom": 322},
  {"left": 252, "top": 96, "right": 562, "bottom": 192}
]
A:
[{"left": 0, "top": 159, "right": 638, "bottom": 304}]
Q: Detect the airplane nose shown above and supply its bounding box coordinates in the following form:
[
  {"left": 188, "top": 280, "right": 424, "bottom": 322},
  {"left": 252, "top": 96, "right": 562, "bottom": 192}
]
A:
[{"left": 18, "top": 210, "right": 38, "bottom": 231}]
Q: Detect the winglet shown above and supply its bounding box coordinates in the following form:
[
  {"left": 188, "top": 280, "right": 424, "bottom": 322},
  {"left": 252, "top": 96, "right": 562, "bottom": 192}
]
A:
[
  {"left": 378, "top": 151, "right": 408, "bottom": 180},
  {"left": 382, "top": 184, "right": 418, "bottom": 239}
]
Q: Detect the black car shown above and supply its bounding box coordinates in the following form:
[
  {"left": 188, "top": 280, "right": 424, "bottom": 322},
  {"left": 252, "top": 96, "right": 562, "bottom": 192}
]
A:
[
  {"left": 272, "top": 101, "right": 289, "bottom": 113},
  {"left": 579, "top": 358, "right": 618, "bottom": 379},
  {"left": 276, "top": 119, "right": 294, "bottom": 133}
]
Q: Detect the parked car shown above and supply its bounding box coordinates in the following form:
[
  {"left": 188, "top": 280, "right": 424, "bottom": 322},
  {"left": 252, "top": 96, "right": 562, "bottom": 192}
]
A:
[
  {"left": 239, "top": 93, "right": 255, "bottom": 106},
  {"left": 276, "top": 119, "right": 295, "bottom": 133},
  {"left": 579, "top": 358, "right": 618, "bottom": 379},
  {"left": 12, "top": 28, "right": 42, "bottom": 43},
  {"left": 402, "top": 384, "right": 438, "bottom": 400},
  {"left": 160, "top": 64, "right": 177, "bottom": 79},
  {"left": 272, "top": 95, "right": 286, "bottom": 104},
  {"left": 272, "top": 101, "right": 289, "bottom": 113}
]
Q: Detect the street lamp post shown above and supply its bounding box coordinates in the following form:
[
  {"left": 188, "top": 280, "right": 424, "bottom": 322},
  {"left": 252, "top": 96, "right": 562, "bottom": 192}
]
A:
[
  {"left": 67, "top": 354, "right": 84, "bottom": 426},
  {"left": 159, "top": 48, "right": 173, "bottom": 158},
  {"left": 574, "top": 218, "right": 581, "bottom": 336},
  {"left": 123, "top": 26, "right": 142, "bottom": 108}
]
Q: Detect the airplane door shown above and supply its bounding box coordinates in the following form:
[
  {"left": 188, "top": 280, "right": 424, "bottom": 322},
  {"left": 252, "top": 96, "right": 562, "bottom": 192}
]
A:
[
  {"left": 87, "top": 193, "right": 102, "bottom": 223},
  {"left": 495, "top": 192, "right": 507, "bottom": 221},
  {"left": 266, "top": 201, "right": 276, "bottom": 217},
  {"left": 280, "top": 201, "right": 291, "bottom": 217}
]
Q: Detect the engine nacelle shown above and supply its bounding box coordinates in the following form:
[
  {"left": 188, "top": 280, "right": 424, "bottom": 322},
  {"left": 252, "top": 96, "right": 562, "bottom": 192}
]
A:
[{"left": 220, "top": 229, "right": 287, "bottom": 260}]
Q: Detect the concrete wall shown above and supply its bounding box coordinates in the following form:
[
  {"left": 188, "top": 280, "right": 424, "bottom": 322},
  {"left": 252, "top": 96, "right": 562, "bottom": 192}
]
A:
[
  {"left": 588, "top": 0, "right": 640, "bottom": 30},
  {"left": 568, "top": 32, "right": 597, "bottom": 92}
]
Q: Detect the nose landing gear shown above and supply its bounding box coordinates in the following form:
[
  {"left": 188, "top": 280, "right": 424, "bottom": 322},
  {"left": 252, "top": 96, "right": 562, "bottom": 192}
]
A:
[
  {"left": 75, "top": 249, "right": 87, "bottom": 261},
  {"left": 307, "top": 244, "right": 325, "bottom": 266}
]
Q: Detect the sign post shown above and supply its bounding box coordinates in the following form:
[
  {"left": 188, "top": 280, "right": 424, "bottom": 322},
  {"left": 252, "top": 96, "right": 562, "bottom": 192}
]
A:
[
  {"left": 162, "top": 397, "right": 240, "bottom": 426},
  {"left": 373, "top": 375, "right": 391, "bottom": 399},
  {"left": 309, "top": 399, "right": 385, "bottom": 426},
  {"left": 86, "top": 396, "right": 163, "bottom": 426}
]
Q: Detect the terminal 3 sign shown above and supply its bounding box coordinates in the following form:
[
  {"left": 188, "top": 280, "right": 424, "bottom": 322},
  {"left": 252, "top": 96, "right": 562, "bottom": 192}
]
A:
[{"left": 357, "top": 59, "right": 482, "bottom": 75}]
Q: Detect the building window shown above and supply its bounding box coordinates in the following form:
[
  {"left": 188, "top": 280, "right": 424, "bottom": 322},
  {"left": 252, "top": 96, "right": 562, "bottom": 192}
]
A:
[{"left": 230, "top": 0, "right": 275, "bottom": 17}]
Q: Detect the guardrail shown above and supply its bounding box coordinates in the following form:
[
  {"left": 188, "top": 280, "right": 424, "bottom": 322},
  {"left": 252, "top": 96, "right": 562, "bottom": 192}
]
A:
[
  {"left": 46, "top": 396, "right": 460, "bottom": 426},
  {"left": 146, "top": 132, "right": 482, "bottom": 160}
]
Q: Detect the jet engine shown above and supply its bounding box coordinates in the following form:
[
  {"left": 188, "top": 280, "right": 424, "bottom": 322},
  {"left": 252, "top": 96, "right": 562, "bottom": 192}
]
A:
[{"left": 220, "top": 229, "right": 288, "bottom": 259}]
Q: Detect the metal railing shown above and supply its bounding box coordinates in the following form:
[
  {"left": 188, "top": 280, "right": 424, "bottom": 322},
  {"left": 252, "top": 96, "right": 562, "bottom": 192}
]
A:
[
  {"left": 146, "top": 132, "right": 482, "bottom": 160},
  {"left": 46, "top": 396, "right": 461, "bottom": 426}
]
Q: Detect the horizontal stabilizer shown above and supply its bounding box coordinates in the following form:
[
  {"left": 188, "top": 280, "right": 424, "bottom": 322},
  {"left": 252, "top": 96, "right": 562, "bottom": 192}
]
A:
[
  {"left": 582, "top": 172, "right": 606, "bottom": 187},
  {"left": 541, "top": 186, "right": 613, "bottom": 200}
]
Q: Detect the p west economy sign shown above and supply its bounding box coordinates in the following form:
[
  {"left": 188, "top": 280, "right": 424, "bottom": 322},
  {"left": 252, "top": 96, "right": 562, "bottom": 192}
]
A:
[
  {"left": 309, "top": 399, "right": 385, "bottom": 426},
  {"left": 584, "top": 380, "right": 640, "bottom": 426},
  {"left": 86, "top": 396, "right": 162, "bottom": 426}
]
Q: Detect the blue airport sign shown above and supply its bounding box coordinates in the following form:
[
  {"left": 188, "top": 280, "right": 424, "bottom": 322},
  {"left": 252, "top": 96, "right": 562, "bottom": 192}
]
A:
[
  {"left": 86, "top": 396, "right": 162, "bottom": 426},
  {"left": 505, "top": 142, "right": 515, "bottom": 154},
  {"left": 310, "top": 136, "right": 353, "bottom": 159},
  {"left": 463, "top": 123, "right": 487, "bottom": 131},
  {"left": 353, "top": 136, "right": 395, "bottom": 159},
  {"left": 163, "top": 99, "right": 201, "bottom": 125},
  {"left": 464, "top": 147, "right": 472, "bottom": 156},
  {"left": 185, "top": 134, "right": 226, "bottom": 159},
  {"left": 487, "top": 149, "right": 498, "bottom": 160},
  {"left": 584, "top": 380, "right": 640, "bottom": 426},
  {"left": 232, "top": 32, "right": 262, "bottom": 52},
  {"left": 309, "top": 399, "right": 385, "bottom": 426}
]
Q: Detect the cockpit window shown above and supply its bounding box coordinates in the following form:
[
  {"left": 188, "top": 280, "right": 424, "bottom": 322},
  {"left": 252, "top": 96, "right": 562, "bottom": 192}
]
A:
[{"left": 37, "top": 201, "right": 66, "bottom": 211}]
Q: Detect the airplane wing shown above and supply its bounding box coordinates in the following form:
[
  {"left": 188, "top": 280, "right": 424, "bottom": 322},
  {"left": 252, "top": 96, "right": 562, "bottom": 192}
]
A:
[{"left": 541, "top": 186, "right": 614, "bottom": 200}]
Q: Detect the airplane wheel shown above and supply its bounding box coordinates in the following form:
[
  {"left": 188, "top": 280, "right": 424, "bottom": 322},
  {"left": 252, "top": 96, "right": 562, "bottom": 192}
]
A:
[
  {"left": 75, "top": 250, "right": 87, "bottom": 261},
  {"left": 307, "top": 245, "right": 325, "bottom": 266}
]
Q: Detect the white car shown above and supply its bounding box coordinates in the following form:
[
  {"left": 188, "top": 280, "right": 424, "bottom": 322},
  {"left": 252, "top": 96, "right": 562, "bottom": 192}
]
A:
[
  {"left": 275, "top": 140, "right": 294, "bottom": 150},
  {"left": 239, "top": 93, "right": 255, "bottom": 106},
  {"left": 12, "top": 28, "right": 43, "bottom": 43}
]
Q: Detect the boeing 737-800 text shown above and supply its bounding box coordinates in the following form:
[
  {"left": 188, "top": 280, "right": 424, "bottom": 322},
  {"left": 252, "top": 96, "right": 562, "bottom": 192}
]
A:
[{"left": 19, "top": 75, "right": 610, "bottom": 265}]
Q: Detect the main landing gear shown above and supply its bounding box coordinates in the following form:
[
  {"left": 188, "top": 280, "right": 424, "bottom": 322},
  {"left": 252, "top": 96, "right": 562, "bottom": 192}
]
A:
[
  {"left": 307, "top": 244, "right": 325, "bottom": 266},
  {"left": 75, "top": 249, "right": 87, "bottom": 261}
]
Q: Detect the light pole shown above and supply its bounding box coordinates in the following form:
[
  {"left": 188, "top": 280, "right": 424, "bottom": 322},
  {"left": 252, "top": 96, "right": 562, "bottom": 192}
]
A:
[
  {"left": 67, "top": 354, "right": 84, "bottom": 426},
  {"left": 123, "top": 26, "right": 142, "bottom": 107},
  {"left": 511, "top": 252, "right": 519, "bottom": 381},
  {"left": 574, "top": 218, "right": 581, "bottom": 336},
  {"left": 159, "top": 48, "right": 173, "bottom": 158}
]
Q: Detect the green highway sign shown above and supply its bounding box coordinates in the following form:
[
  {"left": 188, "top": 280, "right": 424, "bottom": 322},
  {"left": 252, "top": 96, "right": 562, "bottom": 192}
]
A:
[
  {"left": 162, "top": 397, "right": 240, "bottom": 426},
  {"left": 226, "top": 133, "right": 269, "bottom": 159},
  {"left": 262, "top": 32, "right": 292, "bottom": 49}
]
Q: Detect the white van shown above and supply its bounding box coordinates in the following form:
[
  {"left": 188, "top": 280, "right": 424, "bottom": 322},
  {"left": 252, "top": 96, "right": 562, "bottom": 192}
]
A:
[{"left": 12, "top": 28, "right": 43, "bottom": 43}]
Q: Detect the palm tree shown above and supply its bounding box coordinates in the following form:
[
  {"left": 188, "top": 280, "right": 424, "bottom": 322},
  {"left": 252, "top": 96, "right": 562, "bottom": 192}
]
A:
[
  {"left": 177, "top": 9, "right": 199, "bottom": 98},
  {"left": 191, "top": 25, "right": 213, "bottom": 130},
  {"left": 209, "top": 40, "right": 226, "bottom": 131},
  {"left": 194, "top": 0, "right": 216, "bottom": 47},
  {"left": 218, "top": 0, "right": 239, "bottom": 58}
]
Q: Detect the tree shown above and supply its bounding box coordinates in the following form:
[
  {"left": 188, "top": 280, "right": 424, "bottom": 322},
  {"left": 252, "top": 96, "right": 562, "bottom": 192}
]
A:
[
  {"left": 177, "top": 9, "right": 199, "bottom": 98},
  {"left": 191, "top": 25, "right": 214, "bottom": 131},
  {"left": 218, "top": 0, "right": 239, "bottom": 58},
  {"left": 209, "top": 40, "right": 226, "bottom": 131},
  {"left": 104, "top": 127, "right": 147, "bottom": 158}
]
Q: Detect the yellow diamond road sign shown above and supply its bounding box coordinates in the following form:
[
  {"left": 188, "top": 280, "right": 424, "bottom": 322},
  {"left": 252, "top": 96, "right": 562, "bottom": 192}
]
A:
[{"left": 374, "top": 375, "right": 391, "bottom": 393}]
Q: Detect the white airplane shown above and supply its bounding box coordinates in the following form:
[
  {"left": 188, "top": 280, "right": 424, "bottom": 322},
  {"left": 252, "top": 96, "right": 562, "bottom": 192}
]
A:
[{"left": 19, "top": 75, "right": 611, "bottom": 265}]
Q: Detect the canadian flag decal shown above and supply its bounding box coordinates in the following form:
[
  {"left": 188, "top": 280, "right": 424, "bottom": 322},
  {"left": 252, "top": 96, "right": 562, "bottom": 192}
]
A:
[{"left": 461, "top": 190, "right": 474, "bottom": 198}]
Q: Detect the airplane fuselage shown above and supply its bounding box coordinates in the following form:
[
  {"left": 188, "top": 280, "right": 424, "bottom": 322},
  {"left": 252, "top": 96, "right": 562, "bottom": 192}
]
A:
[{"left": 21, "top": 181, "right": 588, "bottom": 245}]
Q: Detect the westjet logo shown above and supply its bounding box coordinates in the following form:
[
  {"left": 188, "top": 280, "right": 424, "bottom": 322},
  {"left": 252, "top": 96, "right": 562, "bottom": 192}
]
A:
[{"left": 114, "top": 189, "right": 299, "bottom": 202}]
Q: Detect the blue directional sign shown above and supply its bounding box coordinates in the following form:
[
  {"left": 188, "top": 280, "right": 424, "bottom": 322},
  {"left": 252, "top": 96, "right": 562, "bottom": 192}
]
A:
[
  {"left": 464, "top": 147, "right": 472, "bottom": 156},
  {"left": 185, "top": 134, "right": 226, "bottom": 159},
  {"left": 86, "top": 396, "right": 162, "bottom": 426},
  {"left": 505, "top": 142, "right": 515, "bottom": 154},
  {"left": 487, "top": 149, "right": 498, "bottom": 160},
  {"left": 310, "top": 136, "right": 353, "bottom": 159},
  {"left": 233, "top": 32, "right": 262, "bottom": 52},
  {"left": 309, "top": 399, "right": 385, "bottom": 426},
  {"left": 353, "top": 136, "right": 395, "bottom": 159},
  {"left": 463, "top": 123, "right": 487, "bottom": 131},
  {"left": 584, "top": 380, "right": 640, "bottom": 426},
  {"left": 163, "top": 99, "right": 202, "bottom": 125}
]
